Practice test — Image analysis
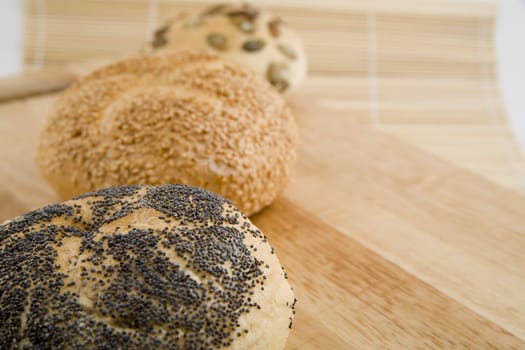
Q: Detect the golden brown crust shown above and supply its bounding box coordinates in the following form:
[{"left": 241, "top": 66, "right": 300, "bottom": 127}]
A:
[
  {"left": 38, "top": 50, "right": 299, "bottom": 215},
  {"left": 0, "top": 184, "right": 295, "bottom": 349}
]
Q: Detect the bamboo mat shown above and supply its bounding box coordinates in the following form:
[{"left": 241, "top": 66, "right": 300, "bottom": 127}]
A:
[{"left": 23, "top": 0, "right": 525, "bottom": 193}]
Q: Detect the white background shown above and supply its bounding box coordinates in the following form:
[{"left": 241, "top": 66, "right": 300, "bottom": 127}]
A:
[
  {"left": 0, "top": 0, "right": 524, "bottom": 151},
  {"left": 497, "top": 0, "right": 525, "bottom": 150}
]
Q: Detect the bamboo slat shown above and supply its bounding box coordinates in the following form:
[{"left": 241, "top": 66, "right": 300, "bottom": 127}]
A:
[{"left": 22, "top": 0, "right": 525, "bottom": 193}]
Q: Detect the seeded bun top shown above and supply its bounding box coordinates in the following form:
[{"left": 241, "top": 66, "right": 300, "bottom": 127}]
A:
[
  {"left": 0, "top": 184, "right": 295, "bottom": 349},
  {"left": 37, "top": 50, "right": 299, "bottom": 215},
  {"left": 149, "top": 2, "right": 307, "bottom": 93}
]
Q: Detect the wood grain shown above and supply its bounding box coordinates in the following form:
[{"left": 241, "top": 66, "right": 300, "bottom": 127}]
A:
[
  {"left": 0, "top": 189, "right": 27, "bottom": 223},
  {"left": 287, "top": 101, "right": 525, "bottom": 340},
  {"left": 1, "top": 91, "right": 525, "bottom": 347},
  {"left": 0, "top": 94, "right": 58, "bottom": 222},
  {"left": 253, "top": 199, "right": 524, "bottom": 349}
]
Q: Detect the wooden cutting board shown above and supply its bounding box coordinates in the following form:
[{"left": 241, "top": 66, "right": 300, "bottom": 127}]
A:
[{"left": 1, "top": 89, "right": 525, "bottom": 348}]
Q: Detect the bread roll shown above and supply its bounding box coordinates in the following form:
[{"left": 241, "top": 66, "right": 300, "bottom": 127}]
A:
[
  {"left": 37, "top": 50, "right": 299, "bottom": 215},
  {"left": 0, "top": 184, "right": 295, "bottom": 349},
  {"left": 149, "top": 3, "right": 307, "bottom": 93}
]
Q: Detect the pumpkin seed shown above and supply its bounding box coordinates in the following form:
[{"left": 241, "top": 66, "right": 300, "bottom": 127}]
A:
[
  {"left": 268, "top": 18, "right": 282, "bottom": 37},
  {"left": 277, "top": 43, "right": 297, "bottom": 60},
  {"left": 227, "top": 4, "right": 259, "bottom": 21},
  {"left": 242, "top": 39, "right": 265, "bottom": 52},
  {"left": 152, "top": 25, "right": 169, "bottom": 48},
  {"left": 229, "top": 15, "right": 255, "bottom": 34},
  {"left": 207, "top": 33, "right": 228, "bottom": 51},
  {"left": 239, "top": 20, "right": 255, "bottom": 33},
  {"left": 266, "top": 62, "right": 290, "bottom": 92}
]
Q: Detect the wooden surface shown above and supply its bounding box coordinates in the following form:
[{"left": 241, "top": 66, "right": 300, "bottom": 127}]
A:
[
  {"left": 2, "top": 0, "right": 524, "bottom": 347},
  {"left": 22, "top": 0, "right": 525, "bottom": 193},
  {"left": 1, "top": 92, "right": 525, "bottom": 348}
]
